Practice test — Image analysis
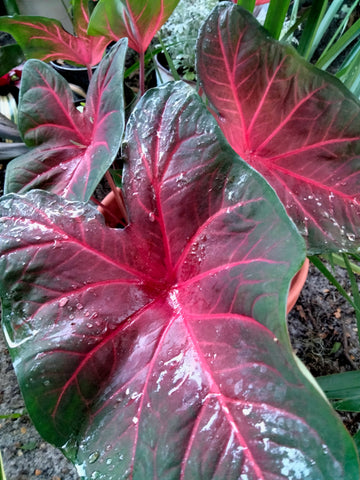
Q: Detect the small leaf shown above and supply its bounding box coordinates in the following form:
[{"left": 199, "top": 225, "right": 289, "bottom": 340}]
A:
[
  {"left": 20, "top": 441, "right": 38, "bottom": 451},
  {"left": 317, "top": 370, "right": 360, "bottom": 412},
  {"left": 0, "top": 82, "right": 358, "bottom": 479},
  {"left": 0, "top": 0, "right": 109, "bottom": 69},
  {"left": 110, "top": 169, "right": 123, "bottom": 188},
  {"left": 88, "top": 0, "right": 181, "bottom": 54},
  {"left": 4, "top": 39, "right": 127, "bottom": 202},
  {"left": 197, "top": 3, "right": 360, "bottom": 254}
]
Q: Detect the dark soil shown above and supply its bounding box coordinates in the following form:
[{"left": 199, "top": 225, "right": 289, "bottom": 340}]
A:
[{"left": 288, "top": 262, "right": 360, "bottom": 438}]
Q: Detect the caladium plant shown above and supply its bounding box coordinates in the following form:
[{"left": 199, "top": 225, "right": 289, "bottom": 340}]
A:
[
  {"left": 88, "top": 0, "right": 181, "bottom": 94},
  {"left": 197, "top": 2, "right": 360, "bottom": 255},
  {"left": 88, "top": 0, "right": 181, "bottom": 55},
  {"left": 1, "top": 78, "right": 359, "bottom": 479},
  {"left": 0, "top": 0, "right": 109, "bottom": 71},
  {"left": 4, "top": 38, "right": 127, "bottom": 202}
]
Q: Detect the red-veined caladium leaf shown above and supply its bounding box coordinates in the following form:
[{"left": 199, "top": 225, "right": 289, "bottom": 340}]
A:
[
  {"left": 0, "top": 0, "right": 110, "bottom": 69},
  {"left": 0, "top": 82, "right": 358, "bottom": 479},
  {"left": 197, "top": 2, "right": 360, "bottom": 255},
  {"left": 88, "top": 0, "right": 180, "bottom": 54},
  {"left": 4, "top": 38, "right": 127, "bottom": 202}
]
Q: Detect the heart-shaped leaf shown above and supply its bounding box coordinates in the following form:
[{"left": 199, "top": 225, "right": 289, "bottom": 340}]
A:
[
  {"left": 0, "top": 0, "right": 109, "bottom": 69},
  {"left": 197, "top": 2, "right": 360, "bottom": 254},
  {"left": 0, "top": 83, "right": 358, "bottom": 479},
  {"left": 4, "top": 38, "right": 127, "bottom": 202},
  {"left": 88, "top": 0, "right": 180, "bottom": 54}
]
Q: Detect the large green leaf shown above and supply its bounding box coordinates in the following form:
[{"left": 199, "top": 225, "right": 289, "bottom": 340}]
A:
[
  {"left": 0, "top": 82, "right": 358, "bottom": 479},
  {"left": 197, "top": 2, "right": 360, "bottom": 254}
]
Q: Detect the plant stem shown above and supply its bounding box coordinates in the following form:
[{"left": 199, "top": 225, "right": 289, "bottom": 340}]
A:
[
  {"left": 157, "top": 34, "right": 180, "bottom": 81},
  {"left": 87, "top": 65, "right": 93, "bottom": 84},
  {"left": 139, "top": 51, "right": 145, "bottom": 96},
  {"left": 105, "top": 171, "right": 128, "bottom": 224},
  {"left": 0, "top": 450, "right": 6, "bottom": 480}
]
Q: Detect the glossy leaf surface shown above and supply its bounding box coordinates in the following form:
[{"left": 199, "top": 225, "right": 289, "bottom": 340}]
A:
[
  {"left": 88, "top": 0, "right": 180, "bottom": 54},
  {"left": 0, "top": 0, "right": 109, "bottom": 68},
  {"left": 197, "top": 2, "right": 360, "bottom": 254},
  {"left": 0, "top": 82, "right": 358, "bottom": 479},
  {"left": 4, "top": 39, "right": 126, "bottom": 202}
]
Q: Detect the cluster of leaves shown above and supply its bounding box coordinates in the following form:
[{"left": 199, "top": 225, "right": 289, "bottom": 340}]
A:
[{"left": 0, "top": 1, "right": 360, "bottom": 479}]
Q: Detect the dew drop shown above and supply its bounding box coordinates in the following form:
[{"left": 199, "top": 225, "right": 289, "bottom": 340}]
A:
[
  {"left": 106, "top": 458, "right": 112, "bottom": 465},
  {"left": 148, "top": 212, "right": 155, "bottom": 222},
  {"left": 88, "top": 451, "right": 100, "bottom": 464},
  {"left": 59, "top": 297, "right": 69, "bottom": 307}
]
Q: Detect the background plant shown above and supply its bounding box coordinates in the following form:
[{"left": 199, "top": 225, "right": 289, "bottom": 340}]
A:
[
  {"left": 0, "top": 0, "right": 109, "bottom": 77},
  {"left": 157, "top": 0, "right": 219, "bottom": 81}
]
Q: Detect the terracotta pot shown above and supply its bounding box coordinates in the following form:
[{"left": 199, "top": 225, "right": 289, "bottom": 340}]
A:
[
  {"left": 287, "top": 257, "right": 309, "bottom": 314},
  {"left": 97, "top": 188, "right": 125, "bottom": 228}
]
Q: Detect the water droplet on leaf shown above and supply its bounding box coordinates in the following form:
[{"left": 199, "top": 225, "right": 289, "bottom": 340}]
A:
[
  {"left": 88, "top": 451, "right": 100, "bottom": 464},
  {"left": 59, "top": 297, "right": 69, "bottom": 307}
]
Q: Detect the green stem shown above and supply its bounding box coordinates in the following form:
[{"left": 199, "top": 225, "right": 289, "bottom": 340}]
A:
[
  {"left": 87, "top": 65, "right": 93, "bottom": 84},
  {"left": 157, "top": 34, "right": 180, "bottom": 81},
  {"left": 0, "top": 450, "right": 6, "bottom": 480}
]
